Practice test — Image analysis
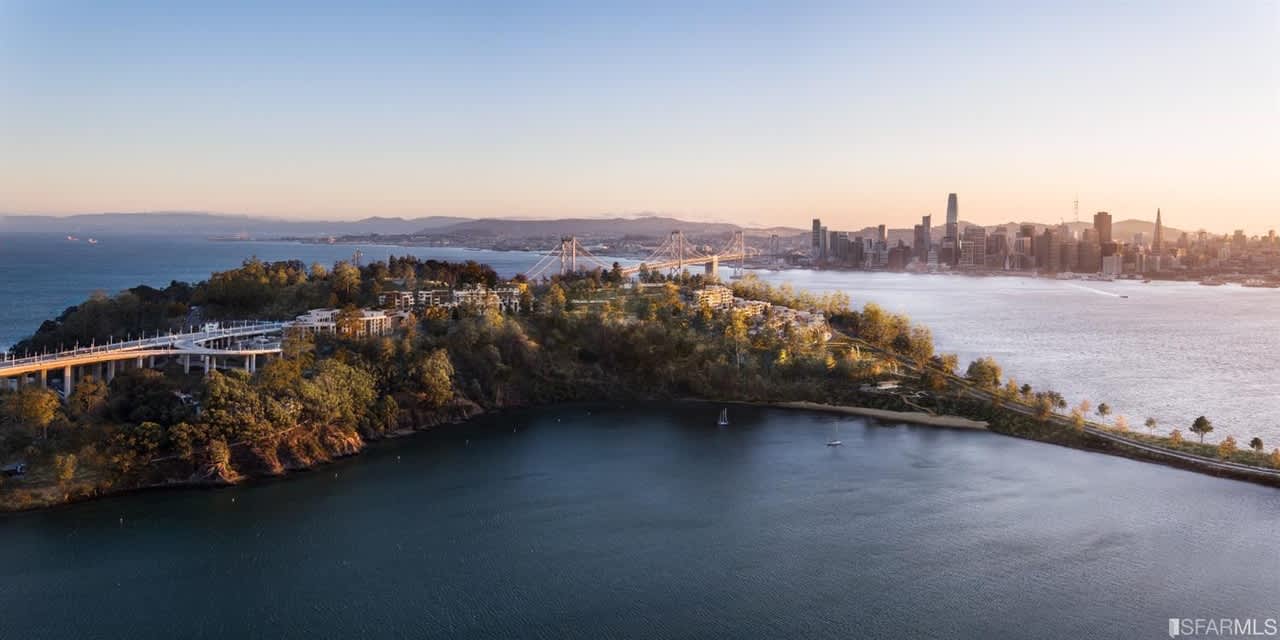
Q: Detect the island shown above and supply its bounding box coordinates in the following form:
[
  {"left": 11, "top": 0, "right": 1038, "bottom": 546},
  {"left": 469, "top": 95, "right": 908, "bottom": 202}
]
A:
[{"left": 2, "top": 257, "right": 1277, "bottom": 511}]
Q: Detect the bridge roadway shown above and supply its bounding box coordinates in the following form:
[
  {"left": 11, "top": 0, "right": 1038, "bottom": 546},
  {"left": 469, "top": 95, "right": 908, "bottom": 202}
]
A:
[
  {"left": 1, "top": 321, "right": 286, "bottom": 396},
  {"left": 621, "top": 253, "right": 747, "bottom": 275}
]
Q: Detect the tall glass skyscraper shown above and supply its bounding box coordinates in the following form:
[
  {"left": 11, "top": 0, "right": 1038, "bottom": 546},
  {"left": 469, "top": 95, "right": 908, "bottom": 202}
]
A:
[
  {"left": 945, "top": 193, "right": 958, "bottom": 241},
  {"left": 943, "top": 193, "right": 959, "bottom": 265}
]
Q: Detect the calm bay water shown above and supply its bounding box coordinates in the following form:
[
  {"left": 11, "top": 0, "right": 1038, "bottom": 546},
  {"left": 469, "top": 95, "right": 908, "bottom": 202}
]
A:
[
  {"left": 2, "top": 232, "right": 1277, "bottom": 443},
  {"left": 750, "top": 270, "right": 1280, "bottom": 445},
  {"left": 1, "top": 405, "right": 1277, "bottom": 639}
]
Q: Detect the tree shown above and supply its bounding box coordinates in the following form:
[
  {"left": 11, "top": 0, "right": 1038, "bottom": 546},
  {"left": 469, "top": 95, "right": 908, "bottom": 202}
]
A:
[
  {"left": 53, "top": 453, "right": 77, "bottom": 485},
  {"left": 208, "top": 438, "right": 231, "bottom": 467},
  {"left": 1112, "top": 415, "right": 1128, "bottom": 433},
  {"left": 1033, "top": 395, "right": 1054, "bottom": 422},
  {"left": 331, "top": 261, "right": 362, "bottom": 304},
  {"left": 1096, "top": 403, "right": 1111, "bottom": 419},
  {"left": 964, "top": 357, "right": 1002, "bottom": 390},
  {"left": 412, "top": 349, "right": 455, "bottom": 408},
  {"left": 1190, "top": 416, "right": 1213, "bottom": 443},
  {"left": 544, "top": 283, "right": 567, "bottom": 314},
  {"left": 67, "top": 375, "right": 109, "bottom": 421},
  {"left": 1144, "top": 417, "right": 1157, "bottom": 435},
  {"left": 3, "top": 387, "right": 61, "bottom": 439},
  {"left": 934, "top": 353, "right": 959, "bottom": 375},
  {"left": 1169, "top": 429, "right": 1183, "bottom": 445},
  {"left": 1249, "top": 437, "right": 1264, "bottom": 454},
  {"left": 1077, "top": 399, "right": 1091, "bottom": 416},
  {"left": 1070, "top": 409, "right": 1085, "bottom": 432},
  {"left": 1217, "top": 435, "right": 1237, "bottom": 459},
  {"left": 1270, "top": 449, "right": 1280, "bottom": 468},
  {"left": 906, "top": 325, "right": 934, "bottom": 368}
]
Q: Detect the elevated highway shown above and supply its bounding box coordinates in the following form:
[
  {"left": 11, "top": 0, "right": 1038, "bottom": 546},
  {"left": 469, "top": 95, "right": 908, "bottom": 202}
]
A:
[{"left": 1, "top": 321, "right": 286, "bottom": 396}]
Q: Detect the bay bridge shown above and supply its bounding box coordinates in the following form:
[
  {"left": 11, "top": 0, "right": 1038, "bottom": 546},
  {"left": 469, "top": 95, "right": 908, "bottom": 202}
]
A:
[
  {"left": 523, "top": 230, "right": 755, "bottom": 279},
  {"left": 0, "top": 321, "right": 286, "bottom": 397}
]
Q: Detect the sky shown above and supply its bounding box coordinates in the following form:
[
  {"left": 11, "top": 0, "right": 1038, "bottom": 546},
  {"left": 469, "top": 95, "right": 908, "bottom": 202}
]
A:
[{"left": 1, "top": 1, "right": 1277, "bottom": 232}]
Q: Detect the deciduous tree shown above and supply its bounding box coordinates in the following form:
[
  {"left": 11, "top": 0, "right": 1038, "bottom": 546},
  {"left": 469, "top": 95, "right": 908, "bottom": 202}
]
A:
[{"left": 1190, "top": 416, "right": 1213, "bottom": 443}]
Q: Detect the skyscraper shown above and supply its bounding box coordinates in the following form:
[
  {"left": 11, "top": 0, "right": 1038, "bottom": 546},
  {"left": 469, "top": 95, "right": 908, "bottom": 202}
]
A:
[
  {"left": 812, "top": 218, "right": 822, "bottom": 259},
  {"left": 945, "top": 193, "right": 958, "bottom": 240},
  {"left": 944, "top": 193, "right": 959, "bottom": 266},
  {"left": 960, "top": 225, "right": 986, "bottom": 268},
  {"left": 1093, "top": 211, "right": 1113, "bottom": 245},
  {"left": 913, "top": 214, "right": 932, "bottom": 262},
  {"left": 1153, "top": 208, "right": 1163, "bottom": 251}
]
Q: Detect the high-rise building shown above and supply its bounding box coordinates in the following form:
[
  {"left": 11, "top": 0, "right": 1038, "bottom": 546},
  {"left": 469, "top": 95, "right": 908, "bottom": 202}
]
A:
[
  {"left": 820, "top": 225, "right": 830, "bottom": 260},
  {"left": 944, "top": 193, "right": 959, "bottom": 265},
  {"left": 1153, "top": 208, "right": 1163, "bottom": 251},
  {"left": 960, "top": 226, "right": 987, "bottom": 268},
  {"left": 945, "top": 193, "right": 958, "bottom": 240},
  {"left": 811, "top": 219, "right": 822, "bottom": 259},
  {"left": 913, "top": 214, "right": 932, "bottom": 262},
  {"left": 1034, "top": 227, "right": 1061, "bottom": 272},
  {"left": 1093, "top": 211, "right": 1113, "bottom": 245}
]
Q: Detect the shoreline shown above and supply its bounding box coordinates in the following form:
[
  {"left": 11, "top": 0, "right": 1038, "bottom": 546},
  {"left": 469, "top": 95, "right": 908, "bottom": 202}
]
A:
[
  {"left": 10, "top": 397, "right": 1280, "bottom": 514},
  {"left": 741, "top": 400, "right": 989, "bottom": 430}
]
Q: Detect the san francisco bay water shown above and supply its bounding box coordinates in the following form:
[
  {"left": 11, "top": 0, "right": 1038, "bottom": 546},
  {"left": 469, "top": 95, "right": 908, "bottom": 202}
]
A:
[{"left": 0, "top": 405, "right": 1277, "bottom": 639}]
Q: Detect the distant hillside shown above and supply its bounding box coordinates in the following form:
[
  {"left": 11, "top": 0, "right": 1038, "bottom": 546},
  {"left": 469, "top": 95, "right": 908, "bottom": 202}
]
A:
[
  {"left": 424, "top": 216, "right": 805, "bottom": 240},
  {"left": 0, "top": 212, "right": 470, "bottom": 237},
  {"left": 990, "top": 218, "right": 1187, "bottom": 241}
]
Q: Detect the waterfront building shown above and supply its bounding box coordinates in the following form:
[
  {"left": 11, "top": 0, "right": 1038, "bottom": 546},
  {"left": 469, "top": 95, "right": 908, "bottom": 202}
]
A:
[
  {"left": 1101, "top": 254, "right": 1123, "bottom": 276},
  {"left": 292, "top": 308, "right": 392, "bottom": 338},
  {"left": 378, "top": 290, "right": 416, "bottom": 310},
  {"left": 1059, "top": 237, "right": 1079, "bottom": 272},
  {"left": 380, "top": 284, "right": 524, "bottom": 313},
  {"left": 693, "top": 285, "right": 735, "bottom": 310},
  {"left": 811, "top": 218, "right": 822, "bottom": 260},
  {"left": 1094, "top": 211, "right": 1113, "bottom": 245},
  {"left": 1034, "top": 227, "right": 1061, "bottom": 272},
  {"left": 913, "top": 214, "right": 932, "bottom": 262},
  {"left": 960, "top": 226, "right": 986, "bottom": 268}
]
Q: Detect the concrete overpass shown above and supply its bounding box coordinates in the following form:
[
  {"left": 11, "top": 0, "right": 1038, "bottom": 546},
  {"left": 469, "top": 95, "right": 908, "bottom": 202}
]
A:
[{"left": 1, "top": 321, "right": 286, "bottom": 397}]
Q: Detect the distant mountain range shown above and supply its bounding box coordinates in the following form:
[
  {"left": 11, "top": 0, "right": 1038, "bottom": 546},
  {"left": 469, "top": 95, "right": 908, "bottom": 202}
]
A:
[
  {"left": 0, "top": 212, "right": 807, "bottom": 240},
  {"left": 0, "top": 211, "right": 1183, "bottom": 244},
  {"left": 420, "top": 216, "right": 803, "bottom": 240},
  {"left": 0, "top": 212, "right": 469, "bottom": 236}
]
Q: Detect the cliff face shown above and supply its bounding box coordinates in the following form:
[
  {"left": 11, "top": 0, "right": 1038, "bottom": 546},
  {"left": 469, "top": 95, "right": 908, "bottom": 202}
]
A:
[{"left": 214, "top": 396, "right": 487, "bottom": 484}]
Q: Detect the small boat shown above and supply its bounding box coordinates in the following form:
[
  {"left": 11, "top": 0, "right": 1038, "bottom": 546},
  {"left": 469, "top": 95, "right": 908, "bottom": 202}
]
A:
[
  {"left": 66, "top": 235, "right": 79, "bottom": 242},
  {"left": 826, "top": 423, "right": 842, "bottom": 447},
  {"left": 717, "top": 408, "right": 729, "bottom": 427},
  {"left": 87, "top": 238, "right": 98, "bottom": 245}
]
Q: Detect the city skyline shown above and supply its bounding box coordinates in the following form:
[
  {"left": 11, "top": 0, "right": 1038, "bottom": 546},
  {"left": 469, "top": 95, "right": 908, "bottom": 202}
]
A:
[{"left": 2, "top": 1, "right": 1277, "bottom": 231}]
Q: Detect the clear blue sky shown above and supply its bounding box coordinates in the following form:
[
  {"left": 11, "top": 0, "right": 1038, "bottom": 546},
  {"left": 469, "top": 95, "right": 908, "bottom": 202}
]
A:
[{"left": 1, "top": 0, "right": 1277, "bottom": 231}]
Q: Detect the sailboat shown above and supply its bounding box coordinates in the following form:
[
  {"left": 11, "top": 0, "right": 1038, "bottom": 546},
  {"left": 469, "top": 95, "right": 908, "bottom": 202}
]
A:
[
  {"left": 717, "top": 408, "right": 729, "bottom": 427},
  {"left": 826, "top": 422, "right": 842, "bottom": 447}
]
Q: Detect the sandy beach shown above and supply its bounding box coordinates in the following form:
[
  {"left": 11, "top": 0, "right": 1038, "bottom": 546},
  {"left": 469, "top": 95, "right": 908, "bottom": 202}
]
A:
[{"left": 770, "top": 401, "right": 989, "bottom": 430}]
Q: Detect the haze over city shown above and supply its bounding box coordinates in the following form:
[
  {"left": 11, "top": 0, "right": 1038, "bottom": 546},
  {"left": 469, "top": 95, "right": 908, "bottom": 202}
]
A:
[{"left": 2, "top": 1, "right": 1277, "bottom": 232}]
